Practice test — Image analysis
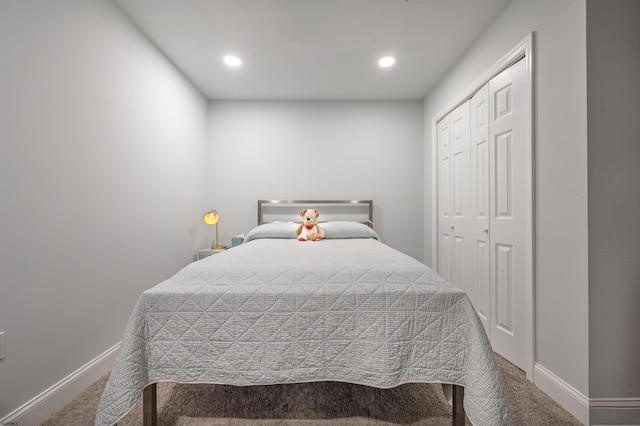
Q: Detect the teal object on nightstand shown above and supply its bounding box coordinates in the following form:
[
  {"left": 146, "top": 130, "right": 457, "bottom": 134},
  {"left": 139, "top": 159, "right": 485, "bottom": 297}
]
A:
[{"left": 231, "top": 236, "right": 244, "bottom": 247}]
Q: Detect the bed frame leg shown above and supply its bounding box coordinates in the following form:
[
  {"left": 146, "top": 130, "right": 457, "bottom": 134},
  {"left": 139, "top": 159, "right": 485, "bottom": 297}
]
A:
[
  {"left": 143, "top": 383, "right": 157, "bottom": 426},
  {"left": 452, "top": 385, "right": 465, "bottom": 426}
]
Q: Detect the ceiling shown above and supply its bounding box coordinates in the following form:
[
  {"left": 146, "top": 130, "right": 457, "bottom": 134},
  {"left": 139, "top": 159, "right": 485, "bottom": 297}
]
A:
[{"left": 116, "top": 0, "right": 512, "bottom": 101}]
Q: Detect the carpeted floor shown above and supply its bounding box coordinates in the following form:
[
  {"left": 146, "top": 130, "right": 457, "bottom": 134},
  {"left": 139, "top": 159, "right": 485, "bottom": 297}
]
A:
[{"left": 41, "top": 355, "right": 583, "bottom": 425}]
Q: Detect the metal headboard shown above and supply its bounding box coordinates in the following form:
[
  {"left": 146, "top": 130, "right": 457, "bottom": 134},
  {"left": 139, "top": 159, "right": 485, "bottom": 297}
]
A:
[{"left": 258, "top": 200, "right": 374, "bottom": 228}]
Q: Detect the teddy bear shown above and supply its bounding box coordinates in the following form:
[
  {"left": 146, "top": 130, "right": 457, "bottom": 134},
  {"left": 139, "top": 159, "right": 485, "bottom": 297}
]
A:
[{"left": 296, "top": 209, "right": 324, "bottom": 241}]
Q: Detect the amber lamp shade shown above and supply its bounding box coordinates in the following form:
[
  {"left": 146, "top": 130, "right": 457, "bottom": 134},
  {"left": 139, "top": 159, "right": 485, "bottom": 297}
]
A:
[{"left": 203, "top": 209, "right": 226, "bottom": 249}]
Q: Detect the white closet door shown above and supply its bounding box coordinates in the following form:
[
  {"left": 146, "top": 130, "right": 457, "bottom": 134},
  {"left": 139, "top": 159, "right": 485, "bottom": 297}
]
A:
[
  {"left": 437, "top": 103, "right": 471, "bottom": 291},
  {"left": 488, "top": 58, "right": 528, "bottom": 371},
  {"left": 437, "top": 115, "right": 453, "bottom": 282},
  {"left": 436, "top": 50, "right": 532, "bottom": 375},
  {"left": 469, "top": 84, "right": 490, "bottom": 334},
  {"left": 449, "top": 102, "right": 471, "bottom": 293}
]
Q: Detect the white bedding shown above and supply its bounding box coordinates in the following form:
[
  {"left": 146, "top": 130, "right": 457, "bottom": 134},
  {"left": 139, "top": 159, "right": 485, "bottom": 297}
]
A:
[{"left": 95, "top": 236, "right": 512, "bottom": 425}]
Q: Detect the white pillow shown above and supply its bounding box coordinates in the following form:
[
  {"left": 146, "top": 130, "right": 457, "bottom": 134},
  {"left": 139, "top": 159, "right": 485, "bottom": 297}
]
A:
[
  {"left": 244, "top": 222, "right": 298, "bottom": 243},
  {"left": 321, "top": 221, "right": 379, "bottom": 240}
]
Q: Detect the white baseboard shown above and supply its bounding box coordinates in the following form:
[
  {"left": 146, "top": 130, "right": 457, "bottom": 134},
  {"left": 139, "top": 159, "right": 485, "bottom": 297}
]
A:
[
  {"left": 590, "top": 397, "right": 640, "bottom": 426},
  {"left": 534, "top": 362, "right": 590, "bottom": 425},
  {"left": 0, "top": 342, "right": 120, "bottom": 426},
  {"left": 534, "top": 363, "right": 640, "bottom": 426}
]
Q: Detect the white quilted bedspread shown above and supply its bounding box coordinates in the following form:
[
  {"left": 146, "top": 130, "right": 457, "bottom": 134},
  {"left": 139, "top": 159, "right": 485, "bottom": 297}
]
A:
[{"left": 95, "top": 239, "right": 512, "bottom": 425}]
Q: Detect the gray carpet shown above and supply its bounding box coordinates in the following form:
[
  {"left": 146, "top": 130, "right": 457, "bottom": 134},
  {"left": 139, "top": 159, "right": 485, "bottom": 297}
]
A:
[{"left": 41, "top": 355, "right": 583, "bottom": 425}]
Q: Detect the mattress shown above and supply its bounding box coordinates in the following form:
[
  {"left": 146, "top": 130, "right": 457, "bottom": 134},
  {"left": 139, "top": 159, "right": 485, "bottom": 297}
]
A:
[{"left": 95, "top": 224, "right": 512, "bottom": 425}]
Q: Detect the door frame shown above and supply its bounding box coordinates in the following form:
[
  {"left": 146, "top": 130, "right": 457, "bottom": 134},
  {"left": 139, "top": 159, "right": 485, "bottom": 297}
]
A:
[{"left": 430, "top": 33, "right": 535, "bottom": 379}]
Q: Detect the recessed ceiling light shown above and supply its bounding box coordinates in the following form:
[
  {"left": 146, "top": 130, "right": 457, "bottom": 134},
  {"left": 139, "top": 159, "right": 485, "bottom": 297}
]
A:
[
  {"left": 223, "top": 55, "right": 242, "bottom": 67},
  {"left": 378, "top": 56, "right": 396, "bottom": 68}
]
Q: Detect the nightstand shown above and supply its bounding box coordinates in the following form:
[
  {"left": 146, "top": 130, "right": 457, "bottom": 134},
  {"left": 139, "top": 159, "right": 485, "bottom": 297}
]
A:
[{"left": 193, "top": 248, "right": 226, "bottom": 261}]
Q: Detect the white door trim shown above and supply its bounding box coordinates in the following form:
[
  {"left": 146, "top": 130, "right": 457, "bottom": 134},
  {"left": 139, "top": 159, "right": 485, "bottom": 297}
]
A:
[{"left": 431, "top": 33, "right": 535, "bottom": 379}]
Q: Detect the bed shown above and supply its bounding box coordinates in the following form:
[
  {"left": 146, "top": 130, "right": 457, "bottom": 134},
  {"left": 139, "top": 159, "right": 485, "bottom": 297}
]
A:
[{"left": 95, "top": 200, "right": 512, "bottom": 426}]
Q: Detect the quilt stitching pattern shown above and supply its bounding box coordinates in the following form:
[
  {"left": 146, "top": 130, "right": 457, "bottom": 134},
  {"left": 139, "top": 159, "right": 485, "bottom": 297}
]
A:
[{"left": 95, "top": 240, "right": 512, "bottom": 426}]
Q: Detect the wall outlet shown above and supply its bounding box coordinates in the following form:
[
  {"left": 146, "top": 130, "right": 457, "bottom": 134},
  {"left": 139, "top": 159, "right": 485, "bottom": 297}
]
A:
[{"left": 0, "top": 332, "right": 5, "bottom": 361}]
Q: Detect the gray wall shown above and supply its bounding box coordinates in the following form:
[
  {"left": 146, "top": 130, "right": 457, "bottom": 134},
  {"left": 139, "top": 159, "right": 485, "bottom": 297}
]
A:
[
  {"left": 3, "top": 0, "right": 639, "bottom": 422},
  {"left": 0, "top": 1, "right": 208, "bottom": 417},
  {"left": 423, "top": 0, "right": 590, "bottom": 396},
  {"left": 205, "top": 101, "right": 425, "bottom": 261},
  {"left": 587, "top": 0, "right": 640, "bottom": 411}
]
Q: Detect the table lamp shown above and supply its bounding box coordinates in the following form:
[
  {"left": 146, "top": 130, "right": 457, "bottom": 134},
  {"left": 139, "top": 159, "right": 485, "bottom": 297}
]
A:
[{"left": 203, "top": 209, "right": 227, "bottom": 250}]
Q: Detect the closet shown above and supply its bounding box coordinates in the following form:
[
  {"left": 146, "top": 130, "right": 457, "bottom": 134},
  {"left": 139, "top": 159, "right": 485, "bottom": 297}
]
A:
[{"left": 436, "top": 57, "right": 531, "bottom": 373}]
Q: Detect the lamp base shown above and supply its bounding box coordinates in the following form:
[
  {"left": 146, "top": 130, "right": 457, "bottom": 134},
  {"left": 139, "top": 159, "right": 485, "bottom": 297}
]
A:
[{"left": 211, "top": 245, "right": 228, "bottom": 250}]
